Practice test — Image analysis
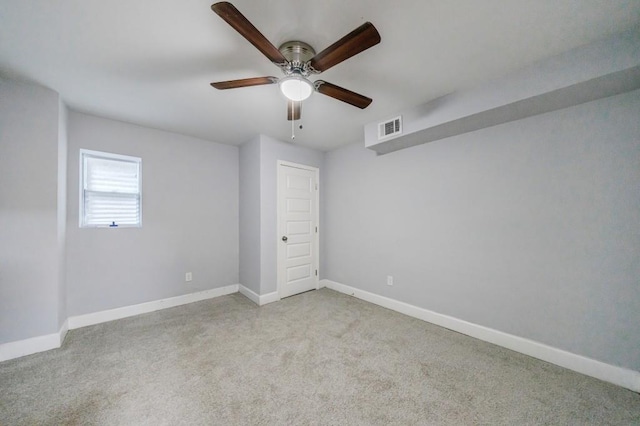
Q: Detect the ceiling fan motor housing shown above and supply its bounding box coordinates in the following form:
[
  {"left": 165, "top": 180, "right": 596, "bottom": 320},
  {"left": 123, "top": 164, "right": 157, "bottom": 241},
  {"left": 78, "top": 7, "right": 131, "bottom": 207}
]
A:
[{"left": 278, "top": 41, "right": 316, "bottom": 75}]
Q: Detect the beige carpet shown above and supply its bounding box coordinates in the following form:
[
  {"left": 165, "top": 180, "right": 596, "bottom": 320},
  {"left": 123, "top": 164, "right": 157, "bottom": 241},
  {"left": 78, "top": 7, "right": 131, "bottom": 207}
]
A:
[{"left": 1, "top": 288, "right": 638, "bottom": 425}]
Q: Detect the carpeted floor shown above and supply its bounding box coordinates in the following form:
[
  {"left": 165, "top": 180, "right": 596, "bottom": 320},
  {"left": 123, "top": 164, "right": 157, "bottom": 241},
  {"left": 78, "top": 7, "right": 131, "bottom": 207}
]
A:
[{"left": 1, "top": 288, "right": 638, "bottom": 425}]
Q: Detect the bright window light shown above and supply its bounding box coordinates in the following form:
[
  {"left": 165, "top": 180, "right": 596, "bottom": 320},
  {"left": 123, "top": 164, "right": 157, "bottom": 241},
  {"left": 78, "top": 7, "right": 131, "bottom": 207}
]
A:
[{"left": 80, "top": 149, "right": 142, "bottom": 228}]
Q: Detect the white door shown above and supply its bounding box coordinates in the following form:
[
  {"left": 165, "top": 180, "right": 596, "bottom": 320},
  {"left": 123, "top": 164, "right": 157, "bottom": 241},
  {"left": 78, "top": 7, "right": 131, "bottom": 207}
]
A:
[{"left": 277, "top": 161, "right": 319, "bottom": 299}]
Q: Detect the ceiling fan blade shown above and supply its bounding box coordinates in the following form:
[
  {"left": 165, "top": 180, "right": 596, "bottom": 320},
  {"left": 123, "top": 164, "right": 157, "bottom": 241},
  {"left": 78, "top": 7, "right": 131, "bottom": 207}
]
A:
[
  {"left": 210, "top": 76, "right": 278, "bottom": 90},
  {"left": 211, "top": 2, "right": 287, "bottom": 64},
  {"left": 309, "top": 22, "right": 381, "bottom": 73},
  {"left": 315, "top": 81, "right": 372, "bottom": 109},
  {"left": 287, "top": 101, "right": 301, "bottom": 121}
]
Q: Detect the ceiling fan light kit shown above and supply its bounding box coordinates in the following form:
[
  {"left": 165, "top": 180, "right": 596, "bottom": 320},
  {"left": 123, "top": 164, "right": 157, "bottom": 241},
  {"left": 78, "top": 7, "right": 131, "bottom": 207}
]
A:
[
  {"left": 279, "top": 74, "right": 314, "bottom": 102},
  {"left": 210, "top": 1, "right": 380, "bottom": 121}
]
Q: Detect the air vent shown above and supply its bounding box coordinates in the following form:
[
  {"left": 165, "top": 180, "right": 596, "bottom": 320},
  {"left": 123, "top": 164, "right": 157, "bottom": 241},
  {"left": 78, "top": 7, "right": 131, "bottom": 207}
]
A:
[{"left": 378, "top": 116, "right": 402, "bottom": 140}]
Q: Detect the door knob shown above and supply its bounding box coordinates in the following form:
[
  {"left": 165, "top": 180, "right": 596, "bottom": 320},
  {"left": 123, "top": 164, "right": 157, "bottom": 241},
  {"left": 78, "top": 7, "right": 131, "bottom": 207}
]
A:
[{"left": 282, "top": 236, "right": 288, "bottom": 242}]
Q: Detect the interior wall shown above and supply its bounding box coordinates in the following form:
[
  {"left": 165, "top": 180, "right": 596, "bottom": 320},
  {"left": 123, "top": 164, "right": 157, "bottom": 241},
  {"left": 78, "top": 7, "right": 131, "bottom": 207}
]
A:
[
  {"left": 239, "top": 136, "right": 262, "bottom": 294},
  {"left": 57, "top": 100, "right": 68, "bottom": 328},
  {"left": 323, "top": 89, "right": 640, "bottom": 371},
  {"left": 66, "top": 112, "right": 239, "bottom": 316},
  {"left": 258, "top": 135, "right": 324, "bottom": 295},
  {"left": 0, "top": 79, "right": 64, "bottom": 344}
]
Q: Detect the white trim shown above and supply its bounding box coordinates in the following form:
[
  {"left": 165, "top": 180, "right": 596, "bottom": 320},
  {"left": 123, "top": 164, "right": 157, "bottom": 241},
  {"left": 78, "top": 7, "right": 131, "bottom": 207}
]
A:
[
  {"left": 321, "top": 279, "right": 640, "bottom": 393},
  {"left": 277, "top": 160, "right": 319, "bottom": 172},
  {"left": 58, "top": 318, "right": 69, "bottom": 346},
  {"left": 238, "top": 284, "right": 260, "bottom": 305},
  {"left": 260, "top": 291, "right": 280, "bottom": 306},
  {"left": 68, "top": 284, "right": 239, "bottom": 329},
  {"left": 79, "top": 148, "right": 142, "bottom": 229},
  {"left": 0, "top": 320, "right": 69, "bottom": 362},
  {"left": 80, "top": 148, "right": 141, "bottom": 163},
  {"left": 239, "top": 285, "right": 280, "bottom": 306},
  {"left": 1, "top": 284, "right": 243, "bottom": 363},
  {"left": 277, "top": 160, "right": 320, "bottom": 299}
]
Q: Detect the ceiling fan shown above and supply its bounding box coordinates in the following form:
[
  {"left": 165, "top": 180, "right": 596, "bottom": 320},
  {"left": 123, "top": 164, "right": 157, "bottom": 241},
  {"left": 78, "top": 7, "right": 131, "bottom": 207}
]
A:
[{"left": 210, "top": 1, "right": 381, "bottom": 121}]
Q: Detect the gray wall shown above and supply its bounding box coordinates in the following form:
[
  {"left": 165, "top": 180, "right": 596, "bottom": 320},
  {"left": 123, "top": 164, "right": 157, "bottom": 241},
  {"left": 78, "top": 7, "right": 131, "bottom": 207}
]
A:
[
  {"left": 258, "top": 135, "right": 324, "bottom": 295},
  {"left": 239, "top": 136, "right": 261, "bottom": 294},
  {"left": 66, "top": 112, "right": 239, "bottom": 316},
  {"left": 323, "top": 89, "right": 640, "bottom": 371},
  {"left": 0, "top": 79, "right": 65, "bottom": 343},
  {"left": 57, "top": 100, "right": 68, "bottom": 328}
]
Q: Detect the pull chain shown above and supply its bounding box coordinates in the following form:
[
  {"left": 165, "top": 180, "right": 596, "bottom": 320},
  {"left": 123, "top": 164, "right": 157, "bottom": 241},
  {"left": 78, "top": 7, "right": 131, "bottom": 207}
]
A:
[{"left": 291, "top": 102, "right": 295, "bottom": 140}]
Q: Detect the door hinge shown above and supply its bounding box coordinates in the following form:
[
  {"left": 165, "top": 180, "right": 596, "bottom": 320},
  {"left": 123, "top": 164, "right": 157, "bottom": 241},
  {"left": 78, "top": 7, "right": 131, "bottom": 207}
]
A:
[
  {"left": 315, "top": 226, "right": 318, "bottom": 233},
  {"left": 315, "top": 270, "right": 318, "bottom": 276}
]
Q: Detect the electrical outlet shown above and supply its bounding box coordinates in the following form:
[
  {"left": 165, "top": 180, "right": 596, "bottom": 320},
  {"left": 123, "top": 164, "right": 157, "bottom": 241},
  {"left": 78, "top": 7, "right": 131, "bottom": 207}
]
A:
[
  {"left": 387, "top": 275, "right": 394, "bottom": 286},
  {"left": 185, "top": 272, "right": 192, "bottom": 282}
]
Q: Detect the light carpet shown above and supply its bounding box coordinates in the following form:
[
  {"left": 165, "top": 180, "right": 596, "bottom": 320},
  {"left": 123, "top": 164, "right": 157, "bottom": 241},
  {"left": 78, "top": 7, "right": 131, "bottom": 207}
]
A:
[{"left": 1, "top": 288, "right": 638, "bottom": 425}]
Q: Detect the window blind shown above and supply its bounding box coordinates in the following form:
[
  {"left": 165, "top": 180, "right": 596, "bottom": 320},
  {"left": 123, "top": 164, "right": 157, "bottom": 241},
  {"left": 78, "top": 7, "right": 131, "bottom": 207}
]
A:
[{"left": 81, "top": 151, "right": 141, "bottom": 227}]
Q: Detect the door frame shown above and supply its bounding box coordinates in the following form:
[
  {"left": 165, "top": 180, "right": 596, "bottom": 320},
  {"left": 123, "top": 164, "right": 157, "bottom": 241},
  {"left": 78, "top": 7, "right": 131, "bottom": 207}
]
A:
[{"left": 276, "top": 160, "right": 320, "bottom": 299}]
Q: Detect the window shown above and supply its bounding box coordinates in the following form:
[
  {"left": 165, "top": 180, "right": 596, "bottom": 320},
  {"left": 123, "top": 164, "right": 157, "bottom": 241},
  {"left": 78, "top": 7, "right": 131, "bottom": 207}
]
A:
[{"left": 80, "top": 149, "right": 142, "bottom": 228}]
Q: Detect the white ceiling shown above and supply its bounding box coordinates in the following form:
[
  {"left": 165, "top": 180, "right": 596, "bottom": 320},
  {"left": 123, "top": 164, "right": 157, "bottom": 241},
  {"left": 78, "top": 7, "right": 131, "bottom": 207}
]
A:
[{"left": 1, "top": 1, "right": 639, "bottom": 151}]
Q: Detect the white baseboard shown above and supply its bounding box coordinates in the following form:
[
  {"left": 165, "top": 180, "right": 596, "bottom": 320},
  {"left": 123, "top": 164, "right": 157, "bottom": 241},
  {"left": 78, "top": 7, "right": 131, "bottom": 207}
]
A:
[
  {"left": 59, "top": 318, "right": 69, "bottom": 346},
  {"left": 321, "top": 279, "right": 640, "bottom": 393},
  {"left": 1, "top": 284, "right": 246, "bottom": 363},
  {"left": 239, "top": 285, "right": 280, "bottom": 306},
  {"left": 68, "top": 284, "right": 240, "bottom": 330},
  {"left": 0, "top": 320, "right": 69, "bottom": 363},
  {"left": 260, "top": 291, "right": 280, "bottom": 306},
  {"left": 238, "top": 284, "right": 260, "bottom": 305}
]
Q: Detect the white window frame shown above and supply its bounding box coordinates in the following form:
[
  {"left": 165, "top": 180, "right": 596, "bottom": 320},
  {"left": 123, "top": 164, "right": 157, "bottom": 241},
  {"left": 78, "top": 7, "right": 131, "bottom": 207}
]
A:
[{"left": 79, "top": 149, "right": 142, "bottom": 228}]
